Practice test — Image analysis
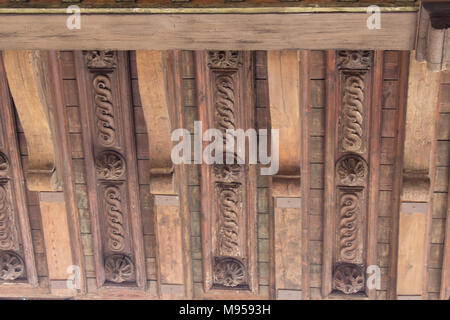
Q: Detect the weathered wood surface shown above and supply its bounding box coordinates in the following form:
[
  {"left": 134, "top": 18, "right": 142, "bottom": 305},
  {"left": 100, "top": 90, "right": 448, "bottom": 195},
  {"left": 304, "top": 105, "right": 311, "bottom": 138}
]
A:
[
  {"left": 397, "top": 210, "right": 427, "bottom": 295},
  {"left": 75, "top": 51, "right": 146, "bottom": 290},
  {"left": 136, "top": 50, "right": 187, "bottom": 298},
  {"left": 0, "top": 13, "right": 416, "bottom": 50},
  {"left": 2, "top": 50, "right": 61, "bottom": 191},
  {"left": 0, "top": 54, "right": 38, "bottom": 289},
  {"left": 396, "top": 53, "right": 441, "bottom": 299},
  {"left": 196, "top": 51, "right": 258, "bottom": 298}
]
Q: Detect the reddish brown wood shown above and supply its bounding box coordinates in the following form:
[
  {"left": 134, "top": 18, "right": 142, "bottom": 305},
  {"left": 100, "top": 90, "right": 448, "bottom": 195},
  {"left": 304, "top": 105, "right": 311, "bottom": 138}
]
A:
[
  {"left": 196, "top": 51, "right": 258, "bottom": 298},
  {"left": 388, "top": 51, "right": 410, "bottom": 300},
  {"left": 48, "top": 51, "right": 86, "bottom": 294},
  {"left": 74, "top": 51, "right": 146, "bottom": 290},
  {"left": 366, "top": 50, "right": 383, "bottom": 299},
  {"left": 299, "top": 50, "right": 311, "bottom": 300},
  {"left": 0, "top": 52, "right": 38, "bottom": 288},
  {"left": 322, "top": 50, "right": 337, "bottom": 297},
  {"left": 323, "top": 50, "right": 381, "bottom": 298}
]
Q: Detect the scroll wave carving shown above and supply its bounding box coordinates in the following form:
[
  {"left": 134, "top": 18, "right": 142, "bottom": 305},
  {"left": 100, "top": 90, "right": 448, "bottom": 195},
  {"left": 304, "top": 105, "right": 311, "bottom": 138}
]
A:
[
  {"left": 208, "top": 51, "right": 240, "bottom": 69},
  {"left": 333, "top": 264, "right": 365, "bottom": 294},
  {"left": 95, "top": 152, "right": 125, "bottom": 180},
  {"left": 0, "top": 251, "right": 24, "bottom": 281},
  {"left": 214, "top": 258, "right": 246, "bottom": 287},
  {"left": 341, "top": 74, "right": 364, "bottom": 153},
  {"left": 0, "top": 184, "right": 17, "bottom": 251},
  {"left": 215, "top": 74, "right": 236, "bottom": 132},
  {"left": 339, "top": 193, "right": 360, "bottom": 262},
  {"left": 104, "top": 185, "right": 125, "bottom": 252},
  {"left": 93, "top": 74, "right": 116, "bottom": 147},
  {"left": 104, "top": 254, "right": 135, "bottom": 283},
  {"left": 217, "top": 183, "right": 241, "bottom": 257}
]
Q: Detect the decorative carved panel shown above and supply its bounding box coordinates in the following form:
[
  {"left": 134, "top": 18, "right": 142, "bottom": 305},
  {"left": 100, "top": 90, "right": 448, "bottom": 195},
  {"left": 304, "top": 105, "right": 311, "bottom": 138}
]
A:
[
  {"left": 75, "top": 50, "right": 145, "bottom": 288},
  {"left": 197, "top": 51, "right": 257, "bottom": 296},
  {"left": 324, "top": 50, "right": 381, "bottom": 298}
]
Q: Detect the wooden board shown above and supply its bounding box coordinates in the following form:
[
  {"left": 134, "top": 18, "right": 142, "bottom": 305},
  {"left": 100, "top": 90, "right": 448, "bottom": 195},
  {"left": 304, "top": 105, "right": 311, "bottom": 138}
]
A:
[
  {"left": 0, "top": 13, "right": 416, "bottom": 50},
  {"left": 39, "top": 194, "right": 73, "bottom": 280},
  {"left": 397, "top": 210, "right": 427, "bottom": 295}
]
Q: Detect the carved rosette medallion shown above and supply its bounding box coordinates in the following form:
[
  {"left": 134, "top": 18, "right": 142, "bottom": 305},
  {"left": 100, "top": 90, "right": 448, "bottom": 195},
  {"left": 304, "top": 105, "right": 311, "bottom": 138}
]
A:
[
  {"left": 337, "top": 51, "right": 372, "bottom": 70},
  {"left": 336, "top": 155, "right": 368, "bottom": 186},
  {"left": 95, "top": 152, "right": 126, "bottom": 180},
  {"left": 104, "top": 254, "right": 135, "bottom": 283},
  {"left": 83, "top": 51, "right": 116, "bottom": 70},
  {"left": 333, "top": 264, "right": 365, "bottom": 294},
  {"left": 208, "top": 51, "right": 241, "bottom": 69},
  {"left": 213, "top": 258, "right": 246, "bottom": 288},
  {"left": 0, "top": 251, "right": 24, "bottom": 281}
]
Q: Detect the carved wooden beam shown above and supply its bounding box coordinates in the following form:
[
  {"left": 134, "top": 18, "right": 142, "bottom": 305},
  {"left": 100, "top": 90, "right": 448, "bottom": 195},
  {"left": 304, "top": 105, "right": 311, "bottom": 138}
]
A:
[
  {"left": 2, "top": 50, "right": 61, "bottom": 192},
  {"left": 136, "top": 50, "right": 187, "bottom": 298},
  {"left": 0, "top": 54, "right": 38, "bottom": 290},
  {"left": 196, "top": 51, "right": 258, "bottom": 298},
  {"left": 416, "top": 2, "right": 450, "bottom": 72},
  {"left": 75, "top": 51, "right": 146, "bottom": 290},
  {"left": 322, "top": 50, "right": 382, "bottom": 298},
  {"left": 267, "top": 50, "right": 303, "bottom": 299},
  {"left": 396, "top": 53, "right": 441, "bottom": 298}
]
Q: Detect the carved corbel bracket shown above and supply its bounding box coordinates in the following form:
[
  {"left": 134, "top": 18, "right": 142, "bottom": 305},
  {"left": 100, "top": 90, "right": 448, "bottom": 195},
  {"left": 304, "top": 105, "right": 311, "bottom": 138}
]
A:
[
  {"left": 416, "top": 2, "right": 450, "bottom": 72},
  {"left": 136, "top": 51, "right": 177, "bottom": 196},
  {"left": 402, "top": 54, "right": 441, "bottom": 202},
  {"left": 2, "top": 50, "right": 61, "bottom": 192}
]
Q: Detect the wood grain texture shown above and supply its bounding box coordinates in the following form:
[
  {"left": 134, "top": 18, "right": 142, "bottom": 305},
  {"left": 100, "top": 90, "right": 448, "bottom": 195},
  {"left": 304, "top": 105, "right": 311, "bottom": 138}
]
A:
[
  {"left": 267, "top": 50, "right": 303, "bottom": 298},
  {"left": 2, "top": 50, "right": 60, "bottom": 191},
  {"left": 196, "top": 51, "right": 259, "bottom": 298},
  {"left": 398, "top": 52, "right": 441, "bottom": 299},
  {"left": 402, "top": 53, "right": 441, "bottom": 201},
  {"left": 388, "top": 51, "right": 410, "bottom": 300},
  {"left": 75, "top": 51, "right": 146, "bottom": 290},
  {"left": 397, "top": 211, "right": 427, "bottom": 295},
  {"left": 366, "top": 51, "right": 383, "bottom": 300},
  {"left": 267, "top": 50, "right": 301, "bottom": 176},
  {"left": 0, "top": 53, "right": 38, "bottom": 289},
  {"left": 48, "top": 50, "right": 86, "bottom": 294},
  {"left": 0, "top": 13, "right": 416, "bottom": 50},
  {"left": 322, "top": 50, "right": 337, "bottom": 298},
  {"left": 39, "top": 196, "right": 73, "bottom": 280},
  {"left": 136, "top": 50, "right": 187, "bottom": 297}
]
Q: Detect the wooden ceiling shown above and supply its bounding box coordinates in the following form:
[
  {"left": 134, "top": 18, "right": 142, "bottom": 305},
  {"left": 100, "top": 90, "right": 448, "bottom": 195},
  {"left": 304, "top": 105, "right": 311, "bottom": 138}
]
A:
[
  {"left": 0, "top": 0, "right": 448, "bottom": 302},
  {"left": 0, "top": 49, "right": 448, "bottom": 300}
]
